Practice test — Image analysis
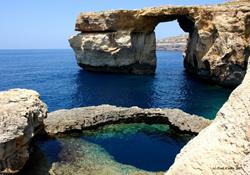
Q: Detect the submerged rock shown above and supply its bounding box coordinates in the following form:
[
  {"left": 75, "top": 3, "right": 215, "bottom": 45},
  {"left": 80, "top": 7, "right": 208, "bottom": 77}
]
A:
[
  {"left": 44, "top": 105, "right": 211, "bottom": 135},
  {"left": 69, "top": 1, "right": 250, "bottom": 87},
  {"left": 0, "top": 89, "right": 47, "bottom": 174},
  {"left": 48, "top": 137, "right": 164, "bottom": 175},
  {"left": 166, "top": 57, "right": 250, "bottom": 174}
]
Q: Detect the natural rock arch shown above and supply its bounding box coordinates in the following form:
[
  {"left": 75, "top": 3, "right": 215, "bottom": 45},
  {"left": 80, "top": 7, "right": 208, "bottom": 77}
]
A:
[{"left": 69, "top": 3, "right": 250, "bottom": 87}]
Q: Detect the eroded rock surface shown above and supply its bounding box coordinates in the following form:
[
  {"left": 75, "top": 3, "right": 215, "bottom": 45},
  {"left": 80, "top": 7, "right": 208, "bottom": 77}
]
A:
[
  {"left": 166, "top": 57, "right": 250, "bottom": 175},
  {"left": 0, "top": 89, "right": 47, "bottom": 174},
  {"left": 69, "top": 31, "right": 156, "bottom": 74},
  {"left": 69, "top": 1, "right": 250, "bottom": 86},
  {"left": 44, "top": 105, "right": 211, "bottom": 135}
]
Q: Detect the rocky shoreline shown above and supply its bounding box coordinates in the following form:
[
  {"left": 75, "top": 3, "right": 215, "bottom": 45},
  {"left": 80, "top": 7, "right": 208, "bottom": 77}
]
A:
[
  {"left": 1, "top": 1, "right": 250, "bottom": 174},
  {"left": 166, "top": 57, "right": 250, "bottom": 175},
  {"left": 0, "top": 89, "right": 211, "bottom": 174},
  {"left": 0, "top": 61, "right": 249, "bottom": 174},
  {"left": 2, "top": 70, "right": 250, "bottom": 174}
]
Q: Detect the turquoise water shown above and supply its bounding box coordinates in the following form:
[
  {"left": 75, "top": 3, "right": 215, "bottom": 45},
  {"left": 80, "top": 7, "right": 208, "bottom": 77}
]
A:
[
  {"left": 20, "top": 124, "right": 193, "bottom": 174},
  {"left": 81, "top": 124, "right": 193, "bottom": 171},
  {"left": 0, "top": 49, "right": 232, "bottom": 174}
]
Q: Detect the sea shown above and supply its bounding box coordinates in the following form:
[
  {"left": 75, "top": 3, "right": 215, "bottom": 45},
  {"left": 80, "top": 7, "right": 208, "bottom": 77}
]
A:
[{"left": 0, "top": 49, "right": 232, "bottom": 174}]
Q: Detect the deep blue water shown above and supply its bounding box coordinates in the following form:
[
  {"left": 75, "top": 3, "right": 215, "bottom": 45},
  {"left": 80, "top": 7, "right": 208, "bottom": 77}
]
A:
[
  {"left": 1, "top": 49, "right": 232, "bottom": 174},
  {"left": 0, "top": 49, "right": 231, "bottom": 119},
  {"left": 20, "top": 124, "right": 193, "bottom": 174},
  {"left": 81, "top": 124, "right": 193, "bottom": 172}
]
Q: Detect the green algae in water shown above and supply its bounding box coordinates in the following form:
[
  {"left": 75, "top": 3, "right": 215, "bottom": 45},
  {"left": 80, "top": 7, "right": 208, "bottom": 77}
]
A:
[
  {"left": 81, "top": 123, "right": 193, "bottom": 172},
  {"left": 19, "top": 123, "right": 194, "bottom": 175},
  {"left": 82, "top": 123, "right": 172, "bottom": 139},
  {"left": 50, "top": 137, "right": 157, "bottom": 175}
]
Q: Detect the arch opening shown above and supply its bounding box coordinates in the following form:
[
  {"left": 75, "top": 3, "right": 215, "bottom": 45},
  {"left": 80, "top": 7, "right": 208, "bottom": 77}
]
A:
[{"left": 154, "top": 15, "right": 195, "bottom": 53}]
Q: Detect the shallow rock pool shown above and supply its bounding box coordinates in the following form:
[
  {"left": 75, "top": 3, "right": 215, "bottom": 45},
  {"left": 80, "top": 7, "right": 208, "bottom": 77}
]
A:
[{"left": 19, "top": 123, "right": 194, "bottom": 175}]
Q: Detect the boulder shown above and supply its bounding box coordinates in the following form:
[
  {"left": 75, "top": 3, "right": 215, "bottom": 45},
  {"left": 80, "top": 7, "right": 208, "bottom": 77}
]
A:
[{"left": 0, "top": 89, "right": 47, "bottom": 174}]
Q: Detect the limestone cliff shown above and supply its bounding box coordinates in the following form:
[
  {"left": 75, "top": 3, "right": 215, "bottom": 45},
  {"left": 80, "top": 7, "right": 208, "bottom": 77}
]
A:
[
  {"left": 0, "top": 89, "right": 47, "bottom": 174},
  {"left": 69, "top": 1, "right": 250, "bottom": 86},
  {"left": 165, "top": 56, "right": 250, "bottom": 175}
]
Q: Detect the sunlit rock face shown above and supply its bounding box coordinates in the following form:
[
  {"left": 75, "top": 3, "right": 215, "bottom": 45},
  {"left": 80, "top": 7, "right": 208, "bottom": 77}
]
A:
[
  {"left": 69, "top": 2, "right": 250, "bottom": 86},
  {"left": 69, "top": 32, "right": 156, "bottom": 74},
  {"left": 0, "top": 89, "right": 47, "bottom": 174},
  {"left": 184, "top": 2, "right": 250, "bottom": 87},
  {"left": 166, "top": 56, "right": 250, "bottom": 175}
]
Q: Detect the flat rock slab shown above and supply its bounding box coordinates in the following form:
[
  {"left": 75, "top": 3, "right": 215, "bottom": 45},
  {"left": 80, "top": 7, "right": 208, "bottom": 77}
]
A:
[
  {"left": 44, "top": 105, "right": 211, "bottom": 135},
  {"left": 0, "top": 89, "right": 47, "bottom": 174}
]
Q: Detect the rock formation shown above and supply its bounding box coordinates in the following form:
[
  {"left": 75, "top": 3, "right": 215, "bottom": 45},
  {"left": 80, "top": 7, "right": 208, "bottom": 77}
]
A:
[
  {"left": 0, "top": 89, "right": 47, "bottom": 174},
  {"left": 69, "top": 32, "right": 156, "bottom": 74},
  {"left": 69, "top": 1, "right": 250, "bottom": 86},
  {"left": 44, "top": 105, "right": 211, "bottom": 135},
  {"left": 165, "top": 56, "right": 250, "bottom": 175}
]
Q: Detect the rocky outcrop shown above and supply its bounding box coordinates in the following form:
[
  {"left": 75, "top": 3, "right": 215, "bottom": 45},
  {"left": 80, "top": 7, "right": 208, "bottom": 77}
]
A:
[
  {"left": 165, "top": 56, "right": 250, "bottom": 175},
  {"left": 69, "top": 32, "right": 156, "bottom": 74},
  {"left": 69, "top": 1, "right": 250, "bottom": 86},
  {"left": 0, "top": 89, "right": 47, "bottom": 174},
  {"left": 156, "top": 35, "right": 188, "bottom": 51},
  {"left": 184, "top": 2, "right": 250, "bottom": 87},
  {"left": 44, "top": 105, "right": 211, "bottom": 135}
]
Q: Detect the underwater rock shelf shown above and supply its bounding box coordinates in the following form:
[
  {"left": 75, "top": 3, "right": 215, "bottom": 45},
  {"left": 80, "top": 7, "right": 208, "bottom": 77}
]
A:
[{"left": 44, "top": 105, "right": 211, "bottom": 135}]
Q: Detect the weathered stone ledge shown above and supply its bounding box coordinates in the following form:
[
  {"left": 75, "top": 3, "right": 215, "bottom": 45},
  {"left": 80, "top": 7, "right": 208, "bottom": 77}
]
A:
[{"left": 44, "top": 105, "right": 211, "bottom": 135}]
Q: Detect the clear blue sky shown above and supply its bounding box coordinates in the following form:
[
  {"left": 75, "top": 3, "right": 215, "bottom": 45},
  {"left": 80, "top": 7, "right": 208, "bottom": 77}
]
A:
[{"left": 0, "top": 0, "right": 226, "bottom": 49}]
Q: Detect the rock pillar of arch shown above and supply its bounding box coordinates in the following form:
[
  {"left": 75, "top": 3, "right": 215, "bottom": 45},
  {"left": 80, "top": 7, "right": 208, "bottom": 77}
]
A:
[{"left": 69, "top": 4, "right": 250, "bottom": 87}]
